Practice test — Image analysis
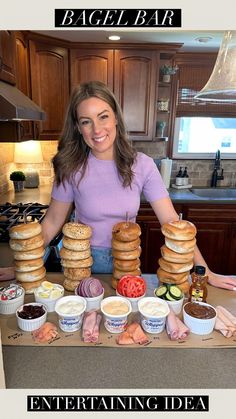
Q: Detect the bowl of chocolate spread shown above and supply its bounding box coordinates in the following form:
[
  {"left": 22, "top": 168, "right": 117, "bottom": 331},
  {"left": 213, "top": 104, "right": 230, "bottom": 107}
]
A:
[{"left": 183, "top": 302, "right": 216, "bottom": 335}]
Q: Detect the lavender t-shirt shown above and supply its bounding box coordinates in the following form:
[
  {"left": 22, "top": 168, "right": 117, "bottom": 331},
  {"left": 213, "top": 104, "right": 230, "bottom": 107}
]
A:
[{"left": 52, "top": 152, "right": 168, "bottom": 248}]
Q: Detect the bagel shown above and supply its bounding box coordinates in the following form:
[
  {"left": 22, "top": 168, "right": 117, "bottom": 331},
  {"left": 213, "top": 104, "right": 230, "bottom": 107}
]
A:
[
  {"left": 62, "top": 237, "right": 90, "bottom": 251},
  {"left": 158, "top": 257, "right": 193, "bottom": 273},
  {"left": 112, "top": 247, "right": 141, "bottom": 260},
  {"left": 63, "top": 267, "right": 91, "bottom": 280},
  {"left": 165, "top": 237, "right": 196, "bottom": 254},
  {"left": 63, "top": 278, "right": 82, "bottom": 292},
  {"left": 111, "top": 276, "right": 118, "bottom": 290},
  {"left": 174, "top": 280, "right": 190, "bottom": 294},
  {"left": 157, "top": 267, "right": 189, "bottom": 285},
  {"left": 62, "top": 222, "right": 92, "bottom": 240},
  {"left": 160, "top": 245, "right": 194, "bottom": 263},
  {"left": 15, "top": 266, "right": 46, "bottom": 282},
  {"left": 9, "top": 234, "right": 44, "bottom": 251},
  {"left": 19, "top": 278, "right": 45, "bottom": 294},
  {"left": 9, "top": 221, "right": 42, "bottom": 239},
  {"left": 13, "top": 246, "right": 45, "bottom": 260},
  {"left": 61, "top": 256, "right": 93, "bottom": 268},
  {"left": 112, "top": 237, "right": 141, "bottom": 251},
  {"left": 112, "top": 221, "right": 141, "bottom": 242},
  {"left": 113, "top": 267, "right": 142, "bottom": 280},
  {"left": 113, "top": 258, "right": 141, "bottom": 271},
  {"left": 161, "top": 220, "right": 197, "bottom": 241},
  {"left": 14, "top": 257, "right": 44, "bottom": 272},
  {"left": 60, "top": 247, "right": 91, "bottom": 260}
]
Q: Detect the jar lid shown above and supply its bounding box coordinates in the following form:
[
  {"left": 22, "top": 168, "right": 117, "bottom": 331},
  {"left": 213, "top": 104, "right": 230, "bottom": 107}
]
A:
[{"left": 194, "top": 265, "right": 206, "bottom": 275}]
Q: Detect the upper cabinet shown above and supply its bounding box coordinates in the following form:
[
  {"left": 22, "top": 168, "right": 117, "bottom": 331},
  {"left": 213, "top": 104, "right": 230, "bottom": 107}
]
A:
[
  {"left": 0, "top": 31, "right": 16, "bottom": 84},
  {"left": 29, "top": 40, "right": 69, "bottom": 140},
  {"left": 70, "top": 48, "right": 114, "bottom": 91},
  {"left": 114, "top": 49, "right": 157, "bottom": 141}
]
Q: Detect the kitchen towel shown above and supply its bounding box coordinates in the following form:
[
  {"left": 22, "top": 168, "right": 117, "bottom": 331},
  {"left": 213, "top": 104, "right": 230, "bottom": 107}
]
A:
[{"left": 160, "top": 158, "right": 172, "bottom": 189}]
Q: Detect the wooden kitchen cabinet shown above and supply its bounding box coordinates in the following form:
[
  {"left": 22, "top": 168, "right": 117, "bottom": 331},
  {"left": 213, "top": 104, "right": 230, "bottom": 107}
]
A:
[
  {"left": 29, "top": 40, "right": 69, "bottom": 140},
  {"left": 114, "top": 49, "right": 157, "bottom": 141},
  {"left": 0, "top": 30, "right": 16, "bottom": 84},
  {"left": 70, "top": 48, "right": 114, "bottom": 91},
  {"left": 138, "top": 202, "right": 236, "bottom": 275}
]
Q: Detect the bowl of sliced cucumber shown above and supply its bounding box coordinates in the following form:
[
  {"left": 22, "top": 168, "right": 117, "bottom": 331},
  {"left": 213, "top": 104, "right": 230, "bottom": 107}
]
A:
[{"left": 154, "top": 284, "right": 185, "bottom": 315}]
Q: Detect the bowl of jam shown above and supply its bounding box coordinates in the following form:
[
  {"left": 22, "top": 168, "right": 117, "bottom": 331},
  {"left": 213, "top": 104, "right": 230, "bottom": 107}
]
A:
[
  {"left": 183, "top": 301, "right": 216, "bottom": 335},
  {"left": 16, "top": 303, "right": 47, "bottom": 331}
]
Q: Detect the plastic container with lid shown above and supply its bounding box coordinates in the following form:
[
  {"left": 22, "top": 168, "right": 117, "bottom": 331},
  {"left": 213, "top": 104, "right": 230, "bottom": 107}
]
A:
[{"left": 188, "top": 265, "right": 208, "bottom": 303}]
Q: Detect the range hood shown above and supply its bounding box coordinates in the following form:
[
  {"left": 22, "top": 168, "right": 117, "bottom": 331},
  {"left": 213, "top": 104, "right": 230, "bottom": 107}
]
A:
[{"left": 0, "top": 81, "right": 46, "bottom": 121}]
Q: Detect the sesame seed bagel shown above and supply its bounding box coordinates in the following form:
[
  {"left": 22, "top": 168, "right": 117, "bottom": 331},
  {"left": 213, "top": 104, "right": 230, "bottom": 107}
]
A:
[
  {"left": 60, "top": 256, "right": 93, "bottom": 268},
  {"left": 62, "top": 222, "right": 92, "bottom": 240},
  {"left": 63, "top": 267, "right": 91, "bottom": 280},
  {"left": 161, "top": 220, "right": 197, "bottom": 241},
  {"left": 112, "top": 221, "right": 141, "bottom": 242},
  {"left": 60, "top": 247, "right": 91, "bottom": 260},
  {"left": 63, "top": 278, "right": 82, "bottom": 292},
  {"left": 62, "top": 237, "right": 90, "bottom": 251},
  {"left": 9, "top": 221, "right": 42, "bottom": 239}
]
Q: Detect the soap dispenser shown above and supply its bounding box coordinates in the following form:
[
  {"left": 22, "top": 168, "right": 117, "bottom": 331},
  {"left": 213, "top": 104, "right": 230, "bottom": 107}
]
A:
[{"left": 175, "top": 167, "right": 184, "bottom": 186}]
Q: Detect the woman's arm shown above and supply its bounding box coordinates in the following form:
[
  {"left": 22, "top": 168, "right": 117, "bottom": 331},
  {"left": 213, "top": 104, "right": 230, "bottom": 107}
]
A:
[
  {"left": 41, "top": 198, "right": 74, "bottom": 246},
  {"left": 150, "top": 197, "right": 236, "bottom": 291}
]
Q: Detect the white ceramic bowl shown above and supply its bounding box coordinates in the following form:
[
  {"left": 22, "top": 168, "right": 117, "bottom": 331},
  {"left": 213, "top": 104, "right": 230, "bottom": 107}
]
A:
[
  {"left": 116, "top": 290, "right": 146, "bottom": 312},
  {"left": 183, "top": 301, "right": 217, "bottom": 335},
  {"left": 55, "top": 295, "right": 87, "bottom": 332},
  {"left": 138, "top": 297, "right": 170, "bottom": 334},
  {"left": 101, "top": 296, "right": 132, "bottom": 333},
  {"left": 153, "top": 290, "right": 185, "bottom": 316},
  {"left": 34, "top": 284, "right": 64, "bottom": 312},
  {"left": 75, "top": 288, "right": 104, "bottom": 312},
  {"left": 0, "top": 288, "right": 25, "bottom": 315},
  {"left": 16, "top": 302, "right": 47, "bottom": 332}
]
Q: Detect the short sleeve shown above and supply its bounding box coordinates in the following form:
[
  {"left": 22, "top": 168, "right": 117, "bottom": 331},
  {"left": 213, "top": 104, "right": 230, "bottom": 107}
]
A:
[
  {"left": 51, "top": 179, "right": 74, "bottom": 203},
  {"left": 140, "top": 155, "right": 169, "bottom": 203}
]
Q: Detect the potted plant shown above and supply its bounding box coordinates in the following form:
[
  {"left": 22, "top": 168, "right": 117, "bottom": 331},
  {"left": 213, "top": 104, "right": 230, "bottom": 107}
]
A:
[
  {"left": 10, "top": 171, "right": 26, "bottom": 192},
  {"left": 160, "top": 64, "right": 178, "bottom": 82}
]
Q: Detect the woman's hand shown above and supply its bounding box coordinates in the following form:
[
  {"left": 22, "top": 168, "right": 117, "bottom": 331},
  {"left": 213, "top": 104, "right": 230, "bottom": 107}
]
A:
[
  {"left": 207, "top": 270, "right": 236, "bottom": 291},
  {"left": 0, "top": 267, "right": 15, "bottom": 282}
]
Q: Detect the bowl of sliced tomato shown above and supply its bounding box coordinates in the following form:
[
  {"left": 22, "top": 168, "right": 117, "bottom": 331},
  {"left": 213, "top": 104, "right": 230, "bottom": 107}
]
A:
[{"left": 116, "top": 274, "right": 146, "bottom": 312}]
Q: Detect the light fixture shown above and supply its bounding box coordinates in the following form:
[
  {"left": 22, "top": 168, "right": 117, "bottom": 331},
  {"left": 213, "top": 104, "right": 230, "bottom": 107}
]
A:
[
  {"left": 108, "top": 35, "right": 121, "bottom": 41},
  {"left": 195, "top": 36, "right": 213, "bottom": 44},
  {"left": 194, "top": 31, "right": 236, "bottom": 102},
  {"left": 14, "top": 140, "right": 43, "bottom": 188}
]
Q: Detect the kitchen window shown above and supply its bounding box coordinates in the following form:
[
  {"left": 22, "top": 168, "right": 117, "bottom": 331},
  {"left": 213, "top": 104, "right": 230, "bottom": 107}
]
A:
[{"left": 173, "top": 116, "right": 236, "bottom": 159}]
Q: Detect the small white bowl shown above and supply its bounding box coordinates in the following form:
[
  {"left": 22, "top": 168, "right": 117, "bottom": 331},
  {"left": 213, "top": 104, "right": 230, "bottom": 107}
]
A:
[
  {"left": 55, "top": 295, "right": 87, "bottom": 332},
  {"left": 116, "top": 290, "right": 146, "bottom": 312},
  {"left": 16, "top": 302, "right": 47, "bottom": 332},
  {"left": 101, "top": 296, "right": 132, "bottom": 333},
  {"left": 183, "top": 302, "right": 216, "bottom": 335},
  {"left": 138, "top": 297, "right": 170, "bottom": 334},
  {"left": 75, "top": 288, "right": 104, "bottom": 312},
  {"left": 34, "top": 284, "right": 64, "bottom": 312},
  {"left": 0, "top": 288, "right": 25, "bottom": 315},
  {"left": 153, "top": 290, "right": 185, "bottom": 316}
]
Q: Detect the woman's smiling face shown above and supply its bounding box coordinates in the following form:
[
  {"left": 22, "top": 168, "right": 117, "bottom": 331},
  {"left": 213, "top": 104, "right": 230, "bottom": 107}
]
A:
[{"left": 77, "top": 97, "right": 117, "bottom": 160}]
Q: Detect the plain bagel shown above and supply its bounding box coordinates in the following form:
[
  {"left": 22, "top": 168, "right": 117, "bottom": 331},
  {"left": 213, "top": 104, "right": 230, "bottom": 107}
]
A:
[
  {"left": 9, "top": 221, "right": 42, "bottom": 239},
  {"left": 62, "top": 222, "right": 92, "bottom": 240},
  {"left": 15, "top": 266, "right": 46, "bottom": 282},
  {"left": 60, "top": 256, "right": 93, "bottom": 268},
  {"left": 13, "top": 246, "right": 45, "bottom": 260},
  {"left": 165, "top": 237, "right": 196, "bottom": 254},
  {"left": 112, "top": 237, "right": 141, "bottom": 251},
  {"left": 113, "top": 267, "right": 142, "bottom": 280},
  {"left": 19, "top": 278, "right": 45, "bottom": 294},
  {"left": 63, "top": 278, "right": 83, "bottom": 292},
  {"left": 157, "top": 267, "right": 189, "bottom": 285},
  {"left": 14, "top": 257, "right": 44, "bottom": 272},
  {"left": 63, "top": 267, "right": 91, "bottom": 280},
  {"left": 112, "top": 221, "right": 141, "bottom": 242},
  {"left": 160, "top": 244, "right": 194, "bottom": 263},
  {"left": 161, "top": 220, "right": 197, "bottom": 241},
  {"left": 113, "top": 258, "right": 141, "bottom": 271},
  {"left": 62, "top": 237, "right": 90, "bottom": 251},
  {"left": 111, "top": 276, "right": 119, "bottom": 290},
  {"left": 60, "top": 247, "right": 91, "bottom": 260},
  {"left": 158, "top": 257, "right": 193, "bottom": 273},
  {"left": 9, "top": 234, "right": 44, "bottom": 251},
  {"left": 112, "top": 246, "right": 141, "bottom": 261}
]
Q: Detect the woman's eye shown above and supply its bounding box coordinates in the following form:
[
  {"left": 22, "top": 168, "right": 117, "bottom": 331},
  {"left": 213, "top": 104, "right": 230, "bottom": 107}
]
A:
[
  {"left": 80, "top": 120, "right": 90, "bottom": 126},
  {"left": 101, "top": 114, "right": 109, "bottom": 120}
]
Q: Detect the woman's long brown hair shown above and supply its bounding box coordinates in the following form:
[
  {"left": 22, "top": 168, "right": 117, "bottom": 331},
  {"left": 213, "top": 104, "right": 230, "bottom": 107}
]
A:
[{"left": 52, "top": 81, "right": 137, "bottom": 188}]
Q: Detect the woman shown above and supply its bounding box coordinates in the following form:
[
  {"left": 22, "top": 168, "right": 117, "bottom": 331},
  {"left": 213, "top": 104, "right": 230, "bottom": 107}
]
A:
[{"left": 1, "top": 81, "right": 236, "bottom": 290}]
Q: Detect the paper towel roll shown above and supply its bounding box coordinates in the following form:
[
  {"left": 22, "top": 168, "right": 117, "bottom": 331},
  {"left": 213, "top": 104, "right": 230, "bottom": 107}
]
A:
[{"left": 160, "top": 158, "right": 172, "bottom": 189}]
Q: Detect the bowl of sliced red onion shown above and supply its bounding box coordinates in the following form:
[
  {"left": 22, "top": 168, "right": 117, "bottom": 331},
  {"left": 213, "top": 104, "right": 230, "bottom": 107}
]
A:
[{"left": 75, "top": 277, "right": 104, "bottom": 312}]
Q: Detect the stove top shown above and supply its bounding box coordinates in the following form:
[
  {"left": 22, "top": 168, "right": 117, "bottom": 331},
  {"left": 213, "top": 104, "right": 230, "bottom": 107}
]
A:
[{"left": 0, "top": 202, "right": 48, "bottom": 242}]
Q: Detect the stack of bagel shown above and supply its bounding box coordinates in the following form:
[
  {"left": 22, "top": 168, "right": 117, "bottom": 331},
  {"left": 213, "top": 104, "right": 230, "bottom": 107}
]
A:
[
  {"left": 111, "top": 221, "right": 142, "bottom": 289},
  {"left": 157, "top": 219, "right": 197, "bottom": 294},
  {"left": 9, "top": 222, "right": 46, "bottom": 294},
  {"left": 60, "top": 222, "right": 93, "bottom": 292}
]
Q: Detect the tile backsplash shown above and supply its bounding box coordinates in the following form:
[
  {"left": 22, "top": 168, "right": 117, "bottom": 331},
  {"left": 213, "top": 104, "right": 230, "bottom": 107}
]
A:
[{"left": 1, "top": 139, "right": 236, "bottom": 195}]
